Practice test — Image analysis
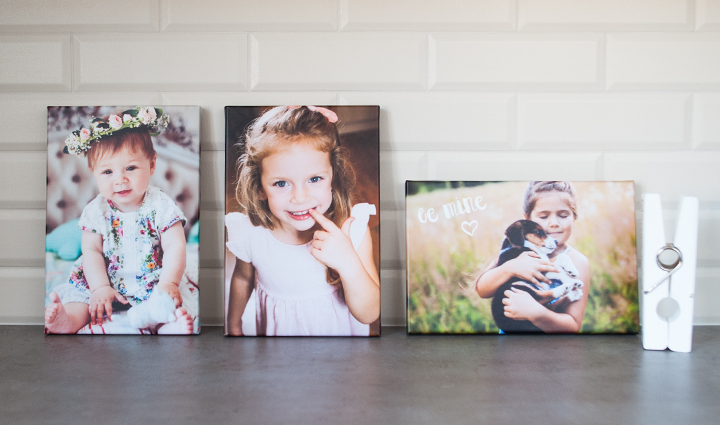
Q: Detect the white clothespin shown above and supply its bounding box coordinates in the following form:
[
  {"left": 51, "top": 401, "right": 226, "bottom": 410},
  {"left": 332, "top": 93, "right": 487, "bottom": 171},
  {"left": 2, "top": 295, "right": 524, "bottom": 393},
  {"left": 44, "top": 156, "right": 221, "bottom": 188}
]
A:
[{"left": 641, "top": 194, "right": 699, "bottom": 353}]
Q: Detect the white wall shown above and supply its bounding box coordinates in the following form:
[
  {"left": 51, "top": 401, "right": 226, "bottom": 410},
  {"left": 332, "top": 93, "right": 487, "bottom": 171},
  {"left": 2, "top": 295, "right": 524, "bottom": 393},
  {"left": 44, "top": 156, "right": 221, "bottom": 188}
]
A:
[{"left": 1, "top": 0, "right": 719, "bottom": 326}]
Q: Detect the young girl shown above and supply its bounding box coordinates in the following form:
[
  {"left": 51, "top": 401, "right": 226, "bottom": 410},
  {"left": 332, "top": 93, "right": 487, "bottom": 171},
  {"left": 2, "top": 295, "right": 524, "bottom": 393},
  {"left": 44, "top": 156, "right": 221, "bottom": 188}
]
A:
[
  {"left": 45, "top": 107, "right": 194, "bottom": 334},
  {"left": 225, "top": 105, "right": 380, "bottom": 336},
  {"left": 475, "top": 181, "right": 590, "bottom": 333}
]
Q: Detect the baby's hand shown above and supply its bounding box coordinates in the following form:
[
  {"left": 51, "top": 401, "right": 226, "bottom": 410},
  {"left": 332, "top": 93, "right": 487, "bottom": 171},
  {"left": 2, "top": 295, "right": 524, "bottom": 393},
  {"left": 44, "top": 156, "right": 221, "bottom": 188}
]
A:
[
  {"left": 308, "top": 209, "right": 358, "bottom": 272},
  {"left": 89, "top": 286, "right": 128, "bottom": 325},
  {"left": 156, "top": 282, "right": 182, "bottom": 308}
]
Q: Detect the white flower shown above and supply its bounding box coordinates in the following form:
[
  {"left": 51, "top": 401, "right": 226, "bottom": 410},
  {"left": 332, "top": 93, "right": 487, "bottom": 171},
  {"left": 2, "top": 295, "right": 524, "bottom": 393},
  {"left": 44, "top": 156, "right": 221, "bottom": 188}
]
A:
[
  {"left": 123, "top": 114, "right": 132, "bottom": 123},
  {"left": 80, "top": 128, "right": 91, "bottom": 141},
  {"left": 109, "top": 115, "right": 123, "bottom": 130}
]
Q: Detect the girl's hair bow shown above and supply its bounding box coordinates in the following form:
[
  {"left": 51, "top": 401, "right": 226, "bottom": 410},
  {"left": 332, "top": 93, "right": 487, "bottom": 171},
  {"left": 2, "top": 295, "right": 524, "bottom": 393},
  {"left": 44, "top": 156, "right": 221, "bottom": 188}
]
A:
[{"left": 288, "top": 105, "right": 338, "bottom": 123}]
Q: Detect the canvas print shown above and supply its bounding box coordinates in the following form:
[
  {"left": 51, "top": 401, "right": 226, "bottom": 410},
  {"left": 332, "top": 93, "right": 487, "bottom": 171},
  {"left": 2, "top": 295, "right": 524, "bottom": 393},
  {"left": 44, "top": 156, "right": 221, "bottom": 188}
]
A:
[
  {"left": 45, "top": 106, "right": 200, "bottom": 334},
  {"left": 406, "top": 181, "right": 638, "bottom": 334},
  {"left": 224, "top": 106, "right": 380, "bottom": 336}
]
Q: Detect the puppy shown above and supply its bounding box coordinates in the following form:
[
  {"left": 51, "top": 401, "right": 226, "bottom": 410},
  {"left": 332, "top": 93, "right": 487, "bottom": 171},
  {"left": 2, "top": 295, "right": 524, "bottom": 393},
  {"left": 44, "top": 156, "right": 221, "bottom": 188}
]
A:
[{"left": 490, "top": 220, "right": 584, "bottom": 333}]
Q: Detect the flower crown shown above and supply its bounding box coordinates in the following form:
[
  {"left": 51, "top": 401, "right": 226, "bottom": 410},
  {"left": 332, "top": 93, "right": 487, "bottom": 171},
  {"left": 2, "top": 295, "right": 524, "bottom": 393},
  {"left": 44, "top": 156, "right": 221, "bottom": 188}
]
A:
[{"left": 63, "top": 106, "right": 169, "bottom": 155}]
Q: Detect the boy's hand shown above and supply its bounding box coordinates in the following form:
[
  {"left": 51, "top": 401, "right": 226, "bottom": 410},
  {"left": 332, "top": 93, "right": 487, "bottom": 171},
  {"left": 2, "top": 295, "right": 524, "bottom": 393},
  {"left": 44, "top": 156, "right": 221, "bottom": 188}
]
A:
[
  {"left": 308, "top": 209, "right": 358, "bottom": 272},
  {"left": 156, "top": 282, "right": 182, "bottom": 308},
  {"left": 89, "top": 286, "right": 128, "bottom": 325}
]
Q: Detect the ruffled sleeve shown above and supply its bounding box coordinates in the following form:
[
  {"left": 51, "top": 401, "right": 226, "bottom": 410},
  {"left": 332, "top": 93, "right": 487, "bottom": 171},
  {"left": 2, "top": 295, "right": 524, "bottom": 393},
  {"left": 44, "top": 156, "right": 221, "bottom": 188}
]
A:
[
  {"left": 225, "top": 212, "right": 252, "bottom": 263},
  {"left": 149, "top": 187, "right": 187, "bottom": 234},
  {"left": 77, "top": 195, "right": 106, "bottom": 234}
]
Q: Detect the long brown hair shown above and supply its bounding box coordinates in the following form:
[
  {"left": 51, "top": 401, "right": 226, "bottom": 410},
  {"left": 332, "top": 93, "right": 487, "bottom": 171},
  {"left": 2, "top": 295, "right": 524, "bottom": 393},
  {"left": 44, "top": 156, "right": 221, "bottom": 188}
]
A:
[
  {"left": 234, "top": 106, "right": 355, "bottom": 230},
  {"left": 234, "top": 106, "right": 356, "bottom": 284}
]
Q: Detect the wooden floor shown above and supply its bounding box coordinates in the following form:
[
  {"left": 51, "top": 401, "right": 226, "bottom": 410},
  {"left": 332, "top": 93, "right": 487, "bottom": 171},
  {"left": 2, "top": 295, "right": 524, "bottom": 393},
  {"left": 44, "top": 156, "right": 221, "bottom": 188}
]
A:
[{"left": 2, "top": 326, "right": 719, "bottom": 424}]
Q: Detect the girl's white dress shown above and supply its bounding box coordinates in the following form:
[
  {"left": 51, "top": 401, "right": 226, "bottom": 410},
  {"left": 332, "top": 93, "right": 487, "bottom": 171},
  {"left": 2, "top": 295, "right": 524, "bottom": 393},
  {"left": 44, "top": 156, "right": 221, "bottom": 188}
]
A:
[{"left": 225, "top": 212, "right": 370, "bottom": 336}]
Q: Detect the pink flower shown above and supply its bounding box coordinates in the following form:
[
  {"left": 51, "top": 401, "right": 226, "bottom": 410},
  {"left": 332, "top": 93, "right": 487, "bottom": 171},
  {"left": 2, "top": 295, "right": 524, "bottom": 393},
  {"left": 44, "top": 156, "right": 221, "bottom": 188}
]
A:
[
  {"left": 123, "top": 114, "right": 132, "bottom": 123},
  {"left": 80, "top": 128, "right": 91, "bottom": 141},
  {"left": 138, "top": 107, "right": 157, "bottom": 124},
  {"left": 108, "top": 114, "right": 123, "bottom": 130}
]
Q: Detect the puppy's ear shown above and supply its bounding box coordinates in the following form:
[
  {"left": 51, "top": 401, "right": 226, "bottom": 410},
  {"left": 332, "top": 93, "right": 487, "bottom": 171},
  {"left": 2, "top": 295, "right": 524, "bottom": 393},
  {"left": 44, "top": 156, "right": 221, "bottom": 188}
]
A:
[{"left": 505, "top": 220, "right": 526, "bottom": 248}]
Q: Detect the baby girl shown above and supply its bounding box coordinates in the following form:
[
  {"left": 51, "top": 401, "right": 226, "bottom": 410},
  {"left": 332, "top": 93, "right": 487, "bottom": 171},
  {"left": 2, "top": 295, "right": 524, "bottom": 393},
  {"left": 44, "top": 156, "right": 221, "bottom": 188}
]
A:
[{"left": 45, "top": 107, "right": 193, "bottom": 334}]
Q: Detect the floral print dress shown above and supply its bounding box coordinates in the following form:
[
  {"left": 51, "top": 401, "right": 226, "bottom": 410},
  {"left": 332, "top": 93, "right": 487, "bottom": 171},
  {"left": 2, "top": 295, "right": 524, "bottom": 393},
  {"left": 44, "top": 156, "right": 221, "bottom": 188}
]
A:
[{"left": 68, "top": 186, "right": 186, "bottom": 305}]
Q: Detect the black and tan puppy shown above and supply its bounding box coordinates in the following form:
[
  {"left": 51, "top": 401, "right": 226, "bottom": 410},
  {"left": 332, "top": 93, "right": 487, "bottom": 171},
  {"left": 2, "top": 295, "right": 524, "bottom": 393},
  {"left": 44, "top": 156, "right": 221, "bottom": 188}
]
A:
[{"left": 490, "top": 220, "right": 583, "bottom": 333}]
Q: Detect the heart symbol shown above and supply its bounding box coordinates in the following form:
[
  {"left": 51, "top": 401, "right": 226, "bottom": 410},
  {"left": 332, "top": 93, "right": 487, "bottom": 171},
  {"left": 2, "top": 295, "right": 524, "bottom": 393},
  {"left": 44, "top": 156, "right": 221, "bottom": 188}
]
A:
[{"left": 462, "top": 220, "right": 478, "bottom": 236}]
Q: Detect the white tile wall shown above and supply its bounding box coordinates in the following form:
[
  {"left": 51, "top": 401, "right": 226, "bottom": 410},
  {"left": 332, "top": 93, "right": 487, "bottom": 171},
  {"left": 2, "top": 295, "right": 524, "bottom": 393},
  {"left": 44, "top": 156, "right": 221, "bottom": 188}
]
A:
[
  {"left": 380, "top": 210, "right": 405, "bottom": 270},
  {"left": 428, "top": 152, "right": 602, "bottom": 181},
  {"left": 0, "top": 267, "right": 44, "bottom": 323},
  {"left": 0, "top": 1, "right": 159, "bottom": 33},
  {"left": 430, "top": 34, "right": 602, "bottom": 91},
  {"left": 199, "top": 151, "right": 224, "bottom": 211},
  {"left": 694, "top": 268, "right": 720, "bottom": 324},
  {"left": 696, "top": 0, "right": 720, "bottom": 31},
  {"left": 604, "top": 152, "right": 720, "bottom": 207},
  {"left": 518, "top": 94, "right": 691, "bottom": 150},
  {"left": 0, "top": 35, "right": 71, "bottom": 91},
  {"left": 251, "top": 33, "right": 427, "bottom": 91},
  {"left": 693, "top": 93, "right": 720, "bottom": 149},
  {"left": 161, "top": 0, "right": 337, "bottom": 32},
  {"left": 607, "top": 33, "right": 720, "bottom": 91},
  {"left": 519, "top": 0, "right": 693, "bottom": 32},
  {"left": 73, "top": 33, "right": 248, "bottom": 92},
  {"left": 0, "top": 210, "right": 45, "bottom": 267},
  {"left": 1, "top": 1, "right": 719, "bottom": 326},
  {"left": 380, "top": 151, "right": 427, "bottom": 210},
  {"left": 0, "top": 152, "right": 46, "bottom": 209},
  {"left": 380, "top": 269, "right": 406, "bottom": 326},
  {"left": 340, "top": 0, "right": 516, "bottom": 31}
]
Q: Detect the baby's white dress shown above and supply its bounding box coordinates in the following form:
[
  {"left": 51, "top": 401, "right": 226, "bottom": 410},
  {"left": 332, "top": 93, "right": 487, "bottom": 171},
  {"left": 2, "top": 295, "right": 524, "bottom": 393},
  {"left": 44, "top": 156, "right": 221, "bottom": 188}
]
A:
[{"left": 225, "top": 212, "right": 370, "bottom": 336}]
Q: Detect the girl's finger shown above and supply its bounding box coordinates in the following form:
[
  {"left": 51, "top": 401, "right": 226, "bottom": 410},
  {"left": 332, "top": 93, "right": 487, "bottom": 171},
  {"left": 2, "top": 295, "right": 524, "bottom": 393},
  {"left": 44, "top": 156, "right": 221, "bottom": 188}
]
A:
[
  {"left": 308, "top": 209, "right": 337, "bottom": 231},
  {"left": 105, "top": 302, "right": 113, "bottom": 321},
  {"left": 312, "top": 239, "right": 324, "bottom": 250},
  {"left": 313, "top": 230, "right": 328, "bottom": 241},
  {"left": 309, "top": 247, "right": 323, "bottom": 262},
  {"left": 514, "top": 282, "right": 534, "bottom": 291},
  {"left": 534, "top": 271, "right": 550, "bottom": 283}
]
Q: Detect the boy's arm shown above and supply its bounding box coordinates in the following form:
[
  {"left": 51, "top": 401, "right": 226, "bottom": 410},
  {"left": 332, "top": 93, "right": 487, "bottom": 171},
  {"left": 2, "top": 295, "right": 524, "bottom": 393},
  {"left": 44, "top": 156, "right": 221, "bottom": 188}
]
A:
[
  {"left": 157, "top": 221, "right": 187, "bottom": 307},
  {"left": 227, "top": 257, "right": 255, "bottom": 336},
  {"left": 82, "top": 231, "right": 127, "bottom": 325}
]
